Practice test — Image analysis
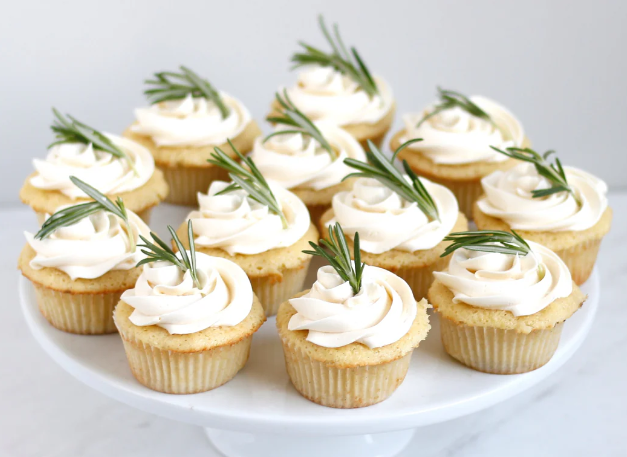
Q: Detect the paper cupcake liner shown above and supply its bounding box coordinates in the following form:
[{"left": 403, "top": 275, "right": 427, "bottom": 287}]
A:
[
  {"left": 421, "top": 178, "right": 482, "bottom": 221},
  {"left": 280, "top": 339, "right": 413, "bottom": 408},
  {"left": 554, "top": 238, "right": 602, "bottom": 285},
  {"left": 440, "top": 317, "right": 564, "bottom": 374},
  {"left": 36, "top": 207, "right": 154, "bottom": 225},
  {"left": 32, "top": 282, "right": 120, "bottom": 334},
  {"left": 159, "top": 164, "right": 230, "bottom": 206},
  {"left": 250, "top": 259, "right": 312, "bottom": 317},
  {"left": 387, "top": 255, "right": 450, "bottom": 301},
  {"left": 117, "top": 326, "right": 252, "bottom": 394}
]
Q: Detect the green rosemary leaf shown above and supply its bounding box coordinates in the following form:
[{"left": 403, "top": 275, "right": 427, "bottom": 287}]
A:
[
  {"left": 489, "top": 146, "right": 580, "bottom": 205},
  {"left": 137, "top": 221, "right": 201, "bottom": 289},
  {"left": 266, "top": 91, "right": 336, "bottom": 160},
  {"left": 291, "top": 15, "right": 379, "bottom": 97},
  {"left": 343, "top": 139, "right": 440, "bottom": 222},
  {"left": 440, "top": 230, "right": 531, "bottom": 258},
  {"left": 303, "top": 222, "right": 365, "bottom": 295},
  {"left": 416, "top": 87, "right": 496, "bottom": 130},
  {"left": 34, "top": 177, "right": 134, "bottom": 253},
  {"left": 208, "top": 140, "right": 288, "bottom": 228},
  {"left": 144, "top": 65, "right": 230, "bottom": 119},
  {"left": 49, "top": 109, "right": 129, "bottom": 163}
]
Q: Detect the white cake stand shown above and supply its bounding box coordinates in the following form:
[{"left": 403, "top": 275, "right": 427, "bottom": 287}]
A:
[{"left": 19, "top": 268, "right": 599, "bottom": 457}]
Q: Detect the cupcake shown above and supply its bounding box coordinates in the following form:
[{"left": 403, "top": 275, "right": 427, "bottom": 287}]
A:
[
  {"left": 123, "top": 66, "right": 262, "bottom": 205},
  {"left": 276, "top": 223, "right": 430, "bottom": 408},
  {"left": 319, "top": 139, "right": 468, "bottom": 300},
  {"left": 114, "top": 221, "right": 266, "bottom": 394},
  {"left": 270, "top": 16, "right": 395, "bottom": 149},
  {"left": 428, "top": 230, "right": 585, "bottom": 374},
  {"left": 251, "top": 92, "right": 366, "bottom": 222},
  {"left": 390, "top": 88, "right": 529, "bottom": 218},
  {"left": 20, "top": 109, "right": 168, "bottom": 224},
  {"left": 473, "top": 147, "right": 612, "bottom": 285},
  {"left": 175, "top": 142, "right": 319, "bottom": 316},
  {"left": 18, "top": 177, "right": 150, "bottom": 334}
]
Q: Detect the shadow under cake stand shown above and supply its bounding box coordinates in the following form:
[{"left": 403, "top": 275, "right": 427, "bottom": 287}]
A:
[{"left": 19, "top": 266, "right": 599, "bottom": 457}]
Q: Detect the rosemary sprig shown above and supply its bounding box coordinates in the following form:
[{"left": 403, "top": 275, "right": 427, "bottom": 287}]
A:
[
  {"left": 291, "top": 15, "right": 379, "bottom": 97},
  {"left": 144, "top": 66, "right": 230, "bottom": 119},
  {"left": 304, "top": 222, "right": 365, "bottom": 295},
  {"left": 137, "top": 220, "right": 200, "bottom": 289},
  {"left": 416, "top": 87, "right": 496, "bottom": 130},
  {"left": 35, "top": 176, "right": 136, "bottom": 251},
  {"left": 440, "top": 230, "right": 531, "bottom": 258},
  {"left": 49, "top": 108, "right": 137, "bottom": 174},
  {"left": 207, "top": 139, "right": 288, "bottom": 228},
  {"left": 266, "top": 90, "right": 336, "bottom": 160},
  {"left": 343, "top": 139, "right": 440, "bottom": 222},
  {"left": 489, "top": 146, "right": 580, "bottom": 205}
]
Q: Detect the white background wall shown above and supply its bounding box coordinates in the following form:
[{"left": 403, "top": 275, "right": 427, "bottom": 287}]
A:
[{"left": 1, "top": 0, "right": 625, "bottom": 205}]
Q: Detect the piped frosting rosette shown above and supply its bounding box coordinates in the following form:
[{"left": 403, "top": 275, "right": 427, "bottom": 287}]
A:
[
  {"left": 400, "top": 96, "right": 525, "bottom": 164},
  {"left": 327, "top": 177, "right": 459, "bottom": 254},
  {"left": 477, "top": 163, "right": 608, "bottom": 231},
  {"left": 131, "top": 93, "right": 251, "bottom": 147},
  {"left": 284, "top": 66, "right": 393, "bottom": 126},
  {"left": 25, "top": 208, "right": 150, "bottom": 280},
  {"left": 121, "top": 253, "right": 253, "bottom": 335},
  {"left": 250, "top": 122, "right": 366, "bottom": 190},
  {"left": 288, "top": 264, "right": 417, "bottom": 349},
  {"left": 186, "top": 181, "right": 310, "bottom": 255},
  {"left": 434, "top": 240, "right": 572, "bottom": 316},
  {"left": 30, "top": 135, "right": 155, "bottom": 199}
]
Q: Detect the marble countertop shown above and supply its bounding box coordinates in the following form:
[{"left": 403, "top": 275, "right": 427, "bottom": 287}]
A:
[{"left": 1, "top": 194, "right": 625, "bottom": 457}]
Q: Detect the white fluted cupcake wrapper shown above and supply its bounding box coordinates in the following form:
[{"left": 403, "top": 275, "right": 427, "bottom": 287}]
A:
[
  {"left": 159, "top": 164, "right": 230, "bottom": 206},
  {"left": 280, "top": 338, "right": 413, "bottom": 408},
  {"left": 250, "top": 259, "right": 312, "bottom": 317},
  {"left": 32, "top": 282, "right": 120, "bottom": 334},
  {"left": 116, "top": 324, "right": 252, "bottom": 394},
  {"left": 386, "top": 255, "right": 450, "bottom": 301},
  {"left": 554, "top": 238, "right": 602, "bottom": 285},
  {"left": 440, "top": 317, "right": 564, "bottom": 374}
]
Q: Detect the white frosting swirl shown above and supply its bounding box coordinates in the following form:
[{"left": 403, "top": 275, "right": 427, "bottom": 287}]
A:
[
  {"left": 285, "top": 66, "right": 393, "bottom": 126},
  {"left": 328, "top": 177, "right": 459, "bottom": 254},
  {"left": 121, "top": 253, "right": 253, "bottom": 335},
  {"left": 30, "top": 135, "right": 155, "bottom": 199},
  {"left": 288, "top": 265, "right": 417, "bottom": 348},
  {"left": 24, "top": 209, "right": 150, "bottom": 280},
  {"left": 434, "top": 241, "right": 572, "bottom": 316},
  {"left": 187, "top": 181, "right": 310, "bottom": 255},
  {"left": 131, "top": 93, "right": 251, "bottom": 147},
  {"left": 400, "top": 96, "right": 525, "bottom": 164},
  {"left": 250, "top": 122, "right": 366, "bottom": 190},
  {"left": 478, "top": 163, "right": 608, "bottom": 231}
]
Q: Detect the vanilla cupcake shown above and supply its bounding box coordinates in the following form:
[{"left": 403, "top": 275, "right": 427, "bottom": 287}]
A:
[
  {"left": 390, "top": 88, "right": 529, "bottom": 218},
  {"left": 473, "top": 148, "right": 612, "bottom": 285},
  {"left": 252, "top": 93, "right": 366, "bottom": 222},
  {"left": 123, "top": 66, "right": 261, "bottom": 205},
  {"left": 277, "top": 223, "right": 430, "bottom": 408},
  {"left": 175, "top": 145, "right": 318, "bottom": 316},
  {"left": 114, "top": 225, "right": 265, "bottom": 394},
  {"left": 18, "top": 178, "right": 151, "bottom": 334},
  {"left": 320, "top": 140, "right": 468, "bottom": 300},
  {"left": 428, "top": 231, "right": 585, "bottom": 374},
  {"left": 20, "top": 110, "right": 168, "bottom": 224},
  {"left": 270, "top": 17, "right": 395, "bottom": 149}
]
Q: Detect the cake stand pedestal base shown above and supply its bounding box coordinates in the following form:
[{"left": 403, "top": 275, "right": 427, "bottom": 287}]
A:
[{"left": 204, "top": 428, "right": 415, "bottom": 457}]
